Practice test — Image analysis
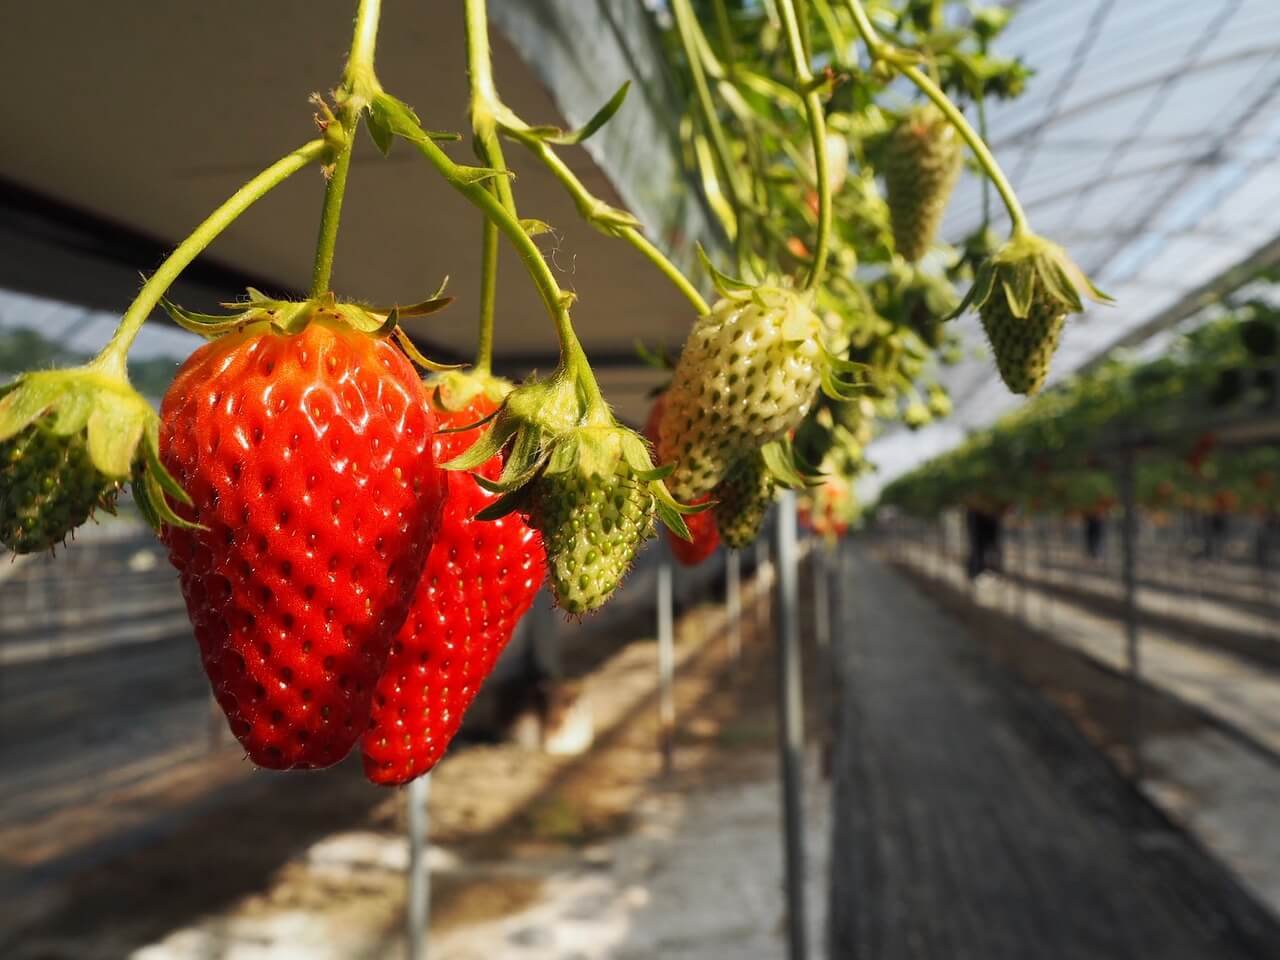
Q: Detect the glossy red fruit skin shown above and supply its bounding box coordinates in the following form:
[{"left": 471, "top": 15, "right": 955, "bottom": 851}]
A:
[
  {"left": 644, "top": 393, "right": 719, "bottom": 567},
  {"left": 159, "top": 322, "right": 445, "bottom": 770},
  {"left": 362, "top": 392, "right": 546, "bottom": 785}
]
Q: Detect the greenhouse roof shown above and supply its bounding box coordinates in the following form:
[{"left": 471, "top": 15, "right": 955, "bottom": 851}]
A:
[
  {"left": 3, "top": 1, "right": 1279, "bottom": 454},
  {"left": 871, "top": 0, "right": 1280, "bottom": 492}
]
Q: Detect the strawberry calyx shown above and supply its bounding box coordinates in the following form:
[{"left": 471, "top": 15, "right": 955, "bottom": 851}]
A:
[
  {"left": 953, "top": 231, "right": 1111, "bottom": 324},
  {"left": 0, "top": 364, "right": 194, "bottom": 539},
  {"left": 428, "top": 368, "right": 513, "bottom": 417},
  {"left": 443, "top": 372, "right": 705, "bottom": 541},
  {"left": 161, "top": 284, "right": 459, "bottom": 372}
]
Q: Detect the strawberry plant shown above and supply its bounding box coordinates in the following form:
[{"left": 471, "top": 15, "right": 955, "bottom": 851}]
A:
[{"left": 3, "top": 0, "right": 1109, "bottom": 775}]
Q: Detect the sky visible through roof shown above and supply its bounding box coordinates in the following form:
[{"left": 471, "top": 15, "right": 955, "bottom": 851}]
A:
[{"left": 869, "top": 0, "right": 1280, "bottom": 493}]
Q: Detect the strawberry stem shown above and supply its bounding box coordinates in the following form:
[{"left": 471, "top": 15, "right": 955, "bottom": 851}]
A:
[
  {"left": 309, "top": 0, "right": 384, "bottom": 298},
  {"left": 399, "top": 120, "right": 607, "bottom": 411},
  {"left": 843, "top": 0, "right": 1029, "bottom": 236},
  {"left": 474, "top": 218, "right": 499, "bottom": 376},
  {"left": 670, "top": 0, "right": 747, "bottom": 245},
  {"left": 465, "top": 0, "right": 517, "bottom": 376},
  {"left": 776, "top": 0, "right": 831, "bottom": 291},
  {"left": 520, "top": 139, "right": 712, "bottom": 317},
  {"left": 454, "top": 0, "right": 608, "bottom": 412},
  {"left": 96, "top": 140, "right": 328, "bottom": 379}
]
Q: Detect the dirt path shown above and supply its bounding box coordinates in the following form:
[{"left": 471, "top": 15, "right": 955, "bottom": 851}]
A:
[{"left": 7, "top": 557, "right": 833, "bottom": 959}]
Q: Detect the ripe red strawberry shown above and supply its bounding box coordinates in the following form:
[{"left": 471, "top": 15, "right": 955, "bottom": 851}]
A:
[
  {"left": 362, "top": 374, "right": 546, "bottom": 785},
  {"left": 644, "top": 392, "right": 718, "bottom": 566},
  {"left": 159, "top": 320, "right": 445, "bottom": 770}
]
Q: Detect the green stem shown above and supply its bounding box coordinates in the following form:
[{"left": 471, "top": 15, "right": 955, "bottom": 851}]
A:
[
  {"left": 522, "top": 140, "right": 710, "bottom": 315},
  {"left": 309, "top": 0, "right": 384, "bottom": 297},
  {"left": 777, "top": 0, "right": 831, "bottom": 289},
  {"left": 468, "top": 0, "right": 707, "bottom": 324},
  {"left": 403, "top": 127, "right": 605, "bottom": 409},
  {"left": 670, "top": 0, "right": 746, "bottom": 227},
  {"left": 710, "top": 0, "right": 738, "bottom": 72},
  {"left": 308, "top": 126, "right": 357, "bottom": 297},
  {"left": 475, "top": 218, "right": 498, "bottom": 374},
  {"left": 843, "top": 0, "right": 1029, "bottom": 235},
  {"left": 465, "top": 0, "right": 518, "bottom": 217},
  {"left": 465, "top": 0, "right": 515, "bottom": 375},
  {"left": 95, "top": 140, "right": 327, "bottom": 379}
]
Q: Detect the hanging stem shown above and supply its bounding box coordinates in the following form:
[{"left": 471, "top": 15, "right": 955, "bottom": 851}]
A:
[
  {"left": 517, "top": 139, "right": 711, "bottom": 315},
  {"left": 777, "top": 0, "right": 832, "bottom": 289},
  {"left": 95, "top": 140, "right": 328, "bottom": 379},
  {"left": 458, "top": 0, "right": 598, "bottom": 407},
  {"left": 401, "top": 124, "right": 604, "bottom": 409},
  {"left": 710, "top": 0, "right": 738, "bottom": 72},
  {"left": 843, "top": 0, "right": 1029, "bottom": 236},
  {"left": 475, "top": 218, "right": 499, "bottom": 374},
  {"left": 464, "top": 0, "right": 516, "bottom": 375},
  {"left": 670, "top": 0, "right": 746, "bottom": 227},
  {"left": 309, "top": 0, "right": 385, "bottom": 296}
]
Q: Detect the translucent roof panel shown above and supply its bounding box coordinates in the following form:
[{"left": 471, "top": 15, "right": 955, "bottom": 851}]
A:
[{"left": 868, "top": 0, "right": 1280, "bottom": 494}]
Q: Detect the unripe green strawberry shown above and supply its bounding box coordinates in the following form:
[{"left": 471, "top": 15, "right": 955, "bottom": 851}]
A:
[
  {"left": 884, "top": 104, "right": 963, "bottom": 262},
  {"left": 659, "top": 283, "right": 838, "bottom": 500},
  {"left": 0, "top": 366, "right": 187, "bottom": 555},
  {"left": 0, "top": 416, "right": 117, "bottom": 553},
  {"left": 528, "top": 462, "right": 654, "bottom": 615},
  {"left": 713, "top": 451, "right": 776, "bottom": 551},
  {"left": 448, "top": 375, "right": 698, "bottom": 616},
  {"left": 963, "top": 232, "right": 1111, "bottom": 396},
  {"left": 979, "top": 293, "right": 1065, "bottom": 395}
]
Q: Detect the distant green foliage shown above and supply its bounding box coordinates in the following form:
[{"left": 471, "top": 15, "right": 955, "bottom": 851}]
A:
[
  {"left": 879, "top": 294, "right": 1280, "bottom": 516},
  {"left": 0, "top": 328, "right": 181, "bottom": 399}
]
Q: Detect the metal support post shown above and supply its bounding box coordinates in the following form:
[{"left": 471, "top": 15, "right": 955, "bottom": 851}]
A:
[
  {"left": 1119, "top": 452, "right": 1143, "bottom": 784},
  {"left": 774, "top": 491, "right": 808, "bottom": 960},
  {"left": 755, "top": 534, "right": 770, "bottom": 639},
  {"left": 726, "top": 549, "right": 742, "bottom": 661},
  {"left": 406, "top": 773, "right": 432, "bottom": 960},
  {"left": 657, "top": 550, "right": 676, "bottom": 776}
]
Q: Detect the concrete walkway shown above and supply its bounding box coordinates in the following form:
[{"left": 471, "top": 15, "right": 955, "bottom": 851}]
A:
[{"left": 830, "top": 548, "right": 1279, "bottom": 959}]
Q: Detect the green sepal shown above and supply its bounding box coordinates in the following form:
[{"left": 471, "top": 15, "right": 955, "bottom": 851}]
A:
[
  {"left": 760, "top": 438, "right": 822, "bottom": 490},
  {"left": 954, "top": 231, "right": 1112, "bottom": 323},
  {"left": 696, "top": 244, "right": 754, "bottom": 298},
  {"left": 393, "top": 327, "right": 462, "bottom": 373},
  {"left": 521, "top": 219, "right": 553, "bottom": 237},
  {"left": 442, "top": 411, "right": 521, "bottom": 472},
  {"left": 654, "top": 494, "right": 692, "bottom": 542},
  {"left": 548, "top": 82, "right": 630, "bottom": 145},
  {"left": 367, "top": 91, "right": 460, "bottom": 155},
  {"left": 135, "top": 421, "right": 201, "bottom": 532},
  {"left": 475, "top": 486, "right": 530, "bottom": 522},
  {"left": 618, "top": 430, "right": 672, "bottom": 483},
  {"left": 496, "top": 82, "right": 630, "bottom": 147},
  {"left": 1001, "top": 262, "right": 1037, "bottom": 319},
  {"left": 433, "top": 404, "right": 501, "bottom": 435},
  {"left": 0, "top": 365, "right": 202, "bottom": 537}
]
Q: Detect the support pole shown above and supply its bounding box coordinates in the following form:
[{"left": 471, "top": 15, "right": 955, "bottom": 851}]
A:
[
  {"left": 657, "top": 550, "right": 676, "bottom": 776},
  {"left": 813, "top": 542, "right": 831, "bottom": 652},
  {"left": 812, "top": 541, "right": 834, "bottom": 781},
  {"left": 774, "top": 491, "right": 808, "bottom": 960},
  {"left": 406, "top": 773, "right": 431, "bottom": 960},
  {"left": 755, "top": 534, "right": 770, "bottom": 640},
  {"left": 1119, "top": 452, "right": 1144, "bottom": 784},
  {"left": 726, "top": 549, "right": 742, "bottom": 661}
]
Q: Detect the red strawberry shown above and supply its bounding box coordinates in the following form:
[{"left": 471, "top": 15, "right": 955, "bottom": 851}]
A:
[
  {"left": 644, "top": 392, "right": 719, "bottom": 566},
  {"left": 159, "top": 321, "right": 445, "bottom": 770},
  {"left": 362, "top": 375, "right": 546, "bottom": 785}
]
